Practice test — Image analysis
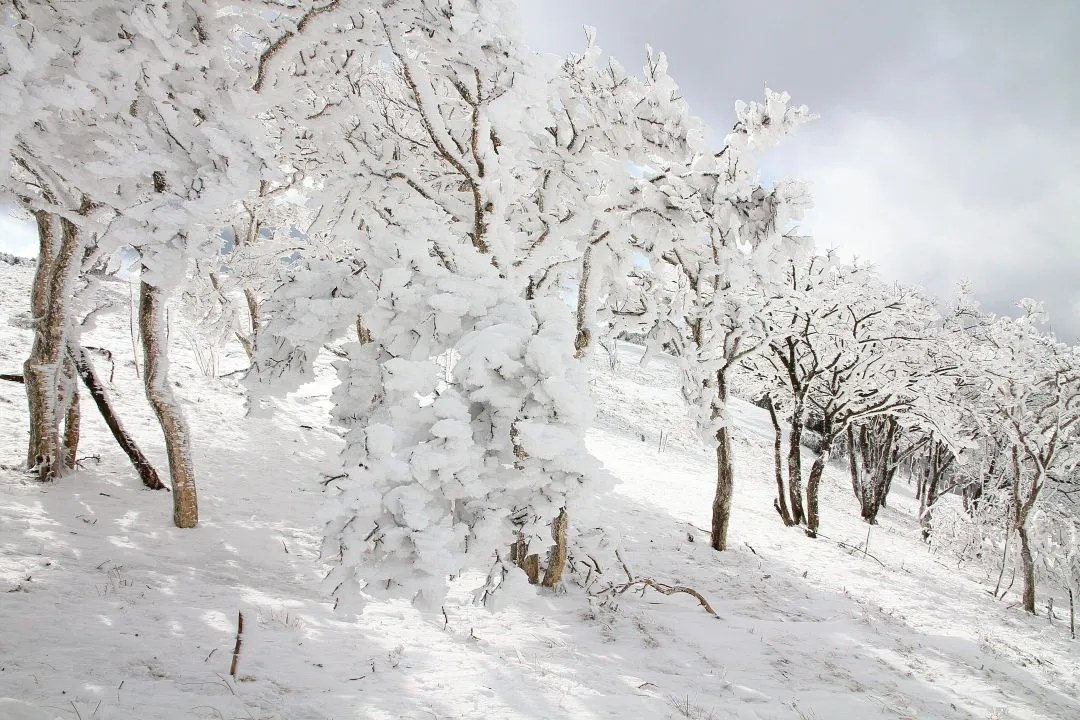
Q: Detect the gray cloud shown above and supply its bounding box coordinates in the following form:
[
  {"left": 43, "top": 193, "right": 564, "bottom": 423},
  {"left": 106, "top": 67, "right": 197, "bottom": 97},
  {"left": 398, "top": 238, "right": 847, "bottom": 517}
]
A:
[{"left": 516, "top": 0, "right": 1080, "bottom": 341}]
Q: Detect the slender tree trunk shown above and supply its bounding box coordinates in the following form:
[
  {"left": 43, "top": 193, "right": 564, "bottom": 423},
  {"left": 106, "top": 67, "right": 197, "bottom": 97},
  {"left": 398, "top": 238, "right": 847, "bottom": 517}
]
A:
[
  {"left": 61, "top": 354, "right": 80, "bottom": 470},
  {"left": 805, "top": 431, "right": 832, "bottom": 538},
  {"left": 765, "top": 395, "right": 794, "bottom": 525},
  {"left": 1069, "top": 587, "right": 1075, "bottom": 640},
  {"left": 573, "top": 245, "right": 595, "bottom": 359},
  {"left": 139, "top": 281, "right": 198, "bottom": 528},
  {"left": 787, "top": 399, "right": 806, "bottom": 525},
  {"left": 710, "top": 371, "right": 735, "bottom": 551},
  {"left": 71, "top": 345, "right": 165, "bottom": 490},
  {"left": 234, "top": 287, "right": 261, "bottom": 360},
  {"left": 847, "top": 424, "right": 861, "bottom": 502}
]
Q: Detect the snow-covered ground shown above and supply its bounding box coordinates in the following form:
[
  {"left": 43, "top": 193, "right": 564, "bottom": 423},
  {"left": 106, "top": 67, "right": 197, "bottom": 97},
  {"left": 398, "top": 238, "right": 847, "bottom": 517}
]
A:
[{"left": 1, "top": 258, "right": 1077, "bottom": 719}]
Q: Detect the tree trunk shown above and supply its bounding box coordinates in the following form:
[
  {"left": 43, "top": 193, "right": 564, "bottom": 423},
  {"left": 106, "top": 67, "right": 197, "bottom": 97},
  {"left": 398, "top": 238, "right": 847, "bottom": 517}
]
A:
[
  {"left": 61, "top": 354, "right": 80, "bottom": 470},
  {"left": 1069, "top": 587, "right": 1075, "bottom": 640},
  {"left": 712, "top": 423, "right": 735, "bottom": 550},
  {"left": 1017, "top": 522, "right": 1036, "bottom": 614},
  {"left": 235, "top": 287, "right": 261, "bottom": 360},
  {"left": 709, "top": 370, "right": 735, "bottom": 551},
  {"left": 848, "top": 418, "right": 897, "bottom": 525},
  {"left": 139, "top": 281, "right": 198, "bottom": 528},
  {"left": 71, "top": 345, "right": 166, "bottom": 490},
  {"left": 805, "top": 432, "right": 832, "bottom": 538},
  {"left": 765, "top": 395, "right": 794, "bottom": 525},
  {"left": 573, "top": 245, "right": 595, "bottom": 359},
  {"left": 1009, "top": 445, "right": 1037, "bottom": 614},
  {"left": 510, "top": 531, "right": 540, "bottom": 584},
  {"left": 24, "top": 212, "right": 81, "bottom": 479},
  {"left": 541, "top": 507, "right": 568, "bottom": 587},
  {"left": 787, "top": 399, "right": 806, "bottom": 525}
]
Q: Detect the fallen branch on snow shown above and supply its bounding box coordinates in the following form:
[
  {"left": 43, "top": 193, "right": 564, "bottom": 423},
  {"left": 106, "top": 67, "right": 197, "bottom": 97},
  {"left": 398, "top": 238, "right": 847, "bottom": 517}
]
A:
[{"left": 590, "top": 549, "right": 718, "bottom": 618}]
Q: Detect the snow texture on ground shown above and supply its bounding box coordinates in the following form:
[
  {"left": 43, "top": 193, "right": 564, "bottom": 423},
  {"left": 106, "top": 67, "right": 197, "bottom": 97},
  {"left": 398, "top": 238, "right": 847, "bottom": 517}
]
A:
[{"left": 1, "top": 258, "right": 1077, "bottom": 719}]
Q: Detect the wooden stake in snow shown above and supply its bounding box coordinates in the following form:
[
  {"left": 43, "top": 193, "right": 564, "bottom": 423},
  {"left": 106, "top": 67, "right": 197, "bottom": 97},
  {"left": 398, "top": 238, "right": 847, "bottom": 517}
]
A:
[
  {"left": 1069, "top": 588, "right": 1075, "bottom": 640},
  {"left": 229, "top": 611, "right": 245, "bottom": 678}
]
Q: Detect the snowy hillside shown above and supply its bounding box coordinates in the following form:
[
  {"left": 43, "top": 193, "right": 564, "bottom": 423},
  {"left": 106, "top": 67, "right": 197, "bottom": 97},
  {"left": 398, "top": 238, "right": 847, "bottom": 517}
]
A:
[{"left": 1, "top": 257, "right": 1077, "bottom": 720}]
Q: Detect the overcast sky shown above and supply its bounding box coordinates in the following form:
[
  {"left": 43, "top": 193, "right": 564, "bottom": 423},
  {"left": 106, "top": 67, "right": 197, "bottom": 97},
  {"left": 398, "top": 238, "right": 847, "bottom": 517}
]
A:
[
  {"left": 2, "top": 1, "right": 1077, "bottom": 338},
  {"left": 517, "top": 0, "right": 1080, "bottom": 341}
]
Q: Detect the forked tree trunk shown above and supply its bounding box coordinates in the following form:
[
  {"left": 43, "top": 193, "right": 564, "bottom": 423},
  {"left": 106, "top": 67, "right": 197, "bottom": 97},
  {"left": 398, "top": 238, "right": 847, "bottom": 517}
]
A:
[
  {"left": 24, "top": 211, "right": 82, "bottom": 479},
  {"left": 139, "top": 281, "right": 198, "bottom": 528},
  {"left": 765, "top": 395, "right": 794, "bottom": 526},
  {"left": 848, "top": 418, "right": 899, "bottom": 525},
  {"left": 71, "top": 345, "right": 165, "bottom": 490}
]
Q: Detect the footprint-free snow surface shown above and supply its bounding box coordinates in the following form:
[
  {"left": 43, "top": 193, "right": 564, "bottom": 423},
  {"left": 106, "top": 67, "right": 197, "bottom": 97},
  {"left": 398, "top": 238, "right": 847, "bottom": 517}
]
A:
[{"left": 1, "top": 257, "right": 1077, "bottom": 719}]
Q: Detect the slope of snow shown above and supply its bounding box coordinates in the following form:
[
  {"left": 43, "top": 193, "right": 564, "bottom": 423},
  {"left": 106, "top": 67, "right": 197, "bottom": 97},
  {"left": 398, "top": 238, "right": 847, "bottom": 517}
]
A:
[{"left": 0, "top": 259, "right": 1077, "bottom": 719}]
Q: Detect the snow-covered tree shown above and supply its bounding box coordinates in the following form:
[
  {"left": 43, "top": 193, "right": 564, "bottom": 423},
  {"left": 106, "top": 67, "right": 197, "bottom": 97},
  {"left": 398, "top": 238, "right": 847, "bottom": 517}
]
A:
[
  {"left": 639, "top": 90, "right": 813, "bottom": 550},
  {"left": 245, "top": 0, "right": 614, "bottom": 608}
]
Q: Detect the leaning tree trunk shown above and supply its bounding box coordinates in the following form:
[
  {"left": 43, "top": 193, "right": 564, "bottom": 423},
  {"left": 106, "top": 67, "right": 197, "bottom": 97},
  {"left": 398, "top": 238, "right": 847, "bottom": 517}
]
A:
[
  {"left": 139, "top": 281, "right": 198, "bottom": 528},
  {"left": 71, "top": 345, "right": 165, "bottom": 491},
  {"left": 24, "top": 211, "right": 82, "bottom": 479}
]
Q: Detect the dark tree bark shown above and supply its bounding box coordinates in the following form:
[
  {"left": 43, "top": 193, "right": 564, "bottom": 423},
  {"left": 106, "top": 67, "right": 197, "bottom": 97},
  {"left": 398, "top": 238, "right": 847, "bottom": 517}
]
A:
[
  {"left": 710, "top": 370, "right": 735, "bottom": 551},
  {"left": 848, "top": 417, "right": 900, "bottom": 525},
  {"left": 787, "top": 397, "right": 806, "bottom": 525},
  {"left": 805, "top": 417, "right": 833, "bottom": 538}
]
